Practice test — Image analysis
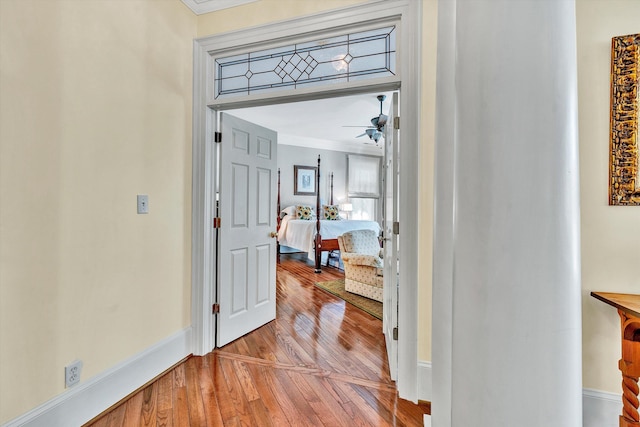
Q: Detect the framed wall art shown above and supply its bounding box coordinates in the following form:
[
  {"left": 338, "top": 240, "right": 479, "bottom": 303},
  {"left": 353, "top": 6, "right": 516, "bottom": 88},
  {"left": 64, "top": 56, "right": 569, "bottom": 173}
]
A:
[
  {"left": 294, "top": 165, "right": 317, "bottom": 196},
  {"left": 609, "top": 33, "right": 640, "bottom": 206}
]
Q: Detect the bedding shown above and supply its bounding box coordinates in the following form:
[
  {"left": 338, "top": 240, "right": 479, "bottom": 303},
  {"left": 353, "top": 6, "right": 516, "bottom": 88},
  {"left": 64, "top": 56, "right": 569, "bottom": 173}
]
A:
[{"left": 278, "top": 214, "right": 381, "bottom": 260}]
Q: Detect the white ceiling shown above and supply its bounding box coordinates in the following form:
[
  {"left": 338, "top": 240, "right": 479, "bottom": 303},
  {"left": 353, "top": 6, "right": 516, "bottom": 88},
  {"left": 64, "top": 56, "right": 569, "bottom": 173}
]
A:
[
  {"left": 228, "top": 91, "right": 395, "bottom": 156},
  {"left": 180, "top": 0, "right": 258, "bottom": 15}
]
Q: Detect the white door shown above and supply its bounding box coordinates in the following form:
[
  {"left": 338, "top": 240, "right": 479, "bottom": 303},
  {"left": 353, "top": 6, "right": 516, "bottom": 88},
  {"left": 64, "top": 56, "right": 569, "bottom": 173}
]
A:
[
  {"left": 217, "top": 113, "right": 278, "bottom": 347},
  {"left": 382, "top": 92, "right": 399, "bottom": 380}
]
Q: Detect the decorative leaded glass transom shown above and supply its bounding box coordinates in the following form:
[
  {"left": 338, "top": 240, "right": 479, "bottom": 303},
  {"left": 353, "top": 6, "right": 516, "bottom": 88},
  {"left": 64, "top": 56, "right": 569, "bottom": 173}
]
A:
[{"left": 213, "top": 26, "right": 396, "bottom": 99}]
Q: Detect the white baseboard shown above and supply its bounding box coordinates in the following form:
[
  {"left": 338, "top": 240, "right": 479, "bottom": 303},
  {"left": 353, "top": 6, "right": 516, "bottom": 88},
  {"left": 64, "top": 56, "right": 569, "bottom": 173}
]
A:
[
  {"left": 3, "top": 327, "right": 192, "bottom": 427},
  {"left": 417, "top": 363, "right": 621, "bottom": 427},
  {"left": 583, "top": 388, "right": 621, "bottom": 427},
  {"left": 418, "top": 360, "right": 432, "bottom": 402}
]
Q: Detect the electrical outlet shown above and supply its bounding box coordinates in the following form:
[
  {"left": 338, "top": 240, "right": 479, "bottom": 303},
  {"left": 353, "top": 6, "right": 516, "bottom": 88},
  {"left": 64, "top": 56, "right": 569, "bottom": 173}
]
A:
[
  {"left": 137, "top": 194, "right": 149, "bottom": 214},
  {"left": 65, "top": 360, "right": 83, "bottom": 388}
]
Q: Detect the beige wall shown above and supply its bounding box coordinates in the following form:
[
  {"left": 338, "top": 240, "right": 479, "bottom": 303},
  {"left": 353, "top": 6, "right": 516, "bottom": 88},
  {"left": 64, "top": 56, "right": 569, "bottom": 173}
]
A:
[
  {"left": 577, "top": 0, "right": 640, "bottom": 393},
  {"left": 196, "top": 0, "right": 369, "bottom": 37},
  {"left": 0, "top": 0, "right": 195, "bottom": 422},
  {"left": 419, "top": 0, "right": 438, "bottom": 363}
]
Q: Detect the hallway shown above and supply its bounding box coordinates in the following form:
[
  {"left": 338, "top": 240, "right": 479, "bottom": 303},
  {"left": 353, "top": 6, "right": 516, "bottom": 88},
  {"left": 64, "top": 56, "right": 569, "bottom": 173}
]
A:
[{"left": 86, "top": 254, "right": 429, "bottom": 426}]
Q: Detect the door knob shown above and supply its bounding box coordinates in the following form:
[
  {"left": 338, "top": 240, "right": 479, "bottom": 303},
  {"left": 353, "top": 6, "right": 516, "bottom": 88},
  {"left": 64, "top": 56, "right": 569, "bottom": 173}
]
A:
[{"left": 270, "top": 231, "right": 278, "bottom": 238}]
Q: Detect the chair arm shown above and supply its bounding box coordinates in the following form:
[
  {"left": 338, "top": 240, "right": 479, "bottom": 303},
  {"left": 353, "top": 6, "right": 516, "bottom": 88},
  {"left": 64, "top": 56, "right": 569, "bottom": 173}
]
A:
[{"left": 342, "top": 253, "right": 383, "bottom": 268}]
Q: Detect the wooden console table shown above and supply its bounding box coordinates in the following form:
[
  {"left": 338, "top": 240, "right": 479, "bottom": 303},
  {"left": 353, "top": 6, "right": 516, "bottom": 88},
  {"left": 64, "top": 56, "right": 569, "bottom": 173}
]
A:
[{"left": 591, "top": 292, "right": 640, "bottom": 427}]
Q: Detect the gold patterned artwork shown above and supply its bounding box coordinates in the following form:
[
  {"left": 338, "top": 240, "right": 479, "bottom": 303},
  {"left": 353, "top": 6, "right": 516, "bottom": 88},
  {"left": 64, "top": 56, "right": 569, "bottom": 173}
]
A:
[{"left": 610, "top": 33, "right": 640, "bottom": 206}]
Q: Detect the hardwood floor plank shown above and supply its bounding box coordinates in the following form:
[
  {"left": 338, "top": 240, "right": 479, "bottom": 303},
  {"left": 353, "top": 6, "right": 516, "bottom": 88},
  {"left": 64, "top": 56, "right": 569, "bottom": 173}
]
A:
[
  {"left": 171, "top": 387, "right": 189, "bottom": 426},
  {"left": 210, "top": 354, "right": 242, "bottom": 424},
  {"left": 217, "top": 355, "right": 257, "bottom": 426},
  {"left": 139, "top": 384, "right": 158, "bottom": 427},
  {"left": 155, "top": 372, "right": 173, "bottom": 427},
  {"left": 270, "top": 367, "right": 325, "bottom": 426},
  {"left": 121, "top": 390, "right": 143, "bottom": 426},
  {"left": 246, "top": 398, "right": 275, "bottom": 427},
  {"left": 88, "top": 415, "right": 108, "bottom": 427},
  {"left": 198, "top": 355, "right": 225, "bottom": 426},
  {"left": 231, "top": 359, "right": 260, "bottom": 402},
  {"left": 284, "top": 368, "right": 346, "bottom": 427},
  {"left": 84, "top": 254, "right": 429, "bottom": 427},
  {"left": 104, "top": 404, "right": 126, "bottom": 427},
  {"left": 243, "top": 363, "right": 295, "bottom": 426},
  {"left": 332, "top": 380, "right": 394, "bottom": 427},
  {"left": 257, "top": 363, "right": 314, "bottom": 426},
  {"left": 184, "top": 358, "right": 207, "bottom": 426}
]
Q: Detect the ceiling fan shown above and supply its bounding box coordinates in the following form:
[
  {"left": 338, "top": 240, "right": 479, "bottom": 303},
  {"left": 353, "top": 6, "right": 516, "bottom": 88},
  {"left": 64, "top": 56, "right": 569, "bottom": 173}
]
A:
[{"left": 344, "top": 95, "right": 388, "bottom": 144}]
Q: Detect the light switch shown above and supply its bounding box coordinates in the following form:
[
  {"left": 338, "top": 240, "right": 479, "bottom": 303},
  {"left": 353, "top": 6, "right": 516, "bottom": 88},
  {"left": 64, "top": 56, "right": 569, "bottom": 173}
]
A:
[{"left": 137, "top": 195, "right": 149, "bottom": 214}]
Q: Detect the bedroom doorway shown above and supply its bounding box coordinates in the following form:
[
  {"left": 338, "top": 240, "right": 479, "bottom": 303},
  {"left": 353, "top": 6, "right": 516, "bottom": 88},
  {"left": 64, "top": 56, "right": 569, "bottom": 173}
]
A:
[
  {"left": 227, "top": 89, "right": 400, "bottom": 379},
  {"left": 191, "top": 0, "right": 422, "bottom": 401}
]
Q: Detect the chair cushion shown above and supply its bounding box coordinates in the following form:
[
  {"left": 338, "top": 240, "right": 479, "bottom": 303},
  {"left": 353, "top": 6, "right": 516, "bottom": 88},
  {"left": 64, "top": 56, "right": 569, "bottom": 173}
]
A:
[{"left": 340, "top": 229, "right": 380, "bottom": 256}]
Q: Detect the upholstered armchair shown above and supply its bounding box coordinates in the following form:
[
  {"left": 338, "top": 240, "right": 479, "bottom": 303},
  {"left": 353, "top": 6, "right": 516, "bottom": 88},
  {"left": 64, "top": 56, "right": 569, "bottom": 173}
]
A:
[{"left": 337, "top": 229, "right": 383, "bottom": 302}]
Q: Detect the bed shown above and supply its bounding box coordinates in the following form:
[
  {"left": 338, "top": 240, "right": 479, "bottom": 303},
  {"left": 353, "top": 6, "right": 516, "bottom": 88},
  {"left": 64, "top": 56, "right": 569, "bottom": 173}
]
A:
[{"left": 277, "top": 155, "right": 381, "bottom": 273}]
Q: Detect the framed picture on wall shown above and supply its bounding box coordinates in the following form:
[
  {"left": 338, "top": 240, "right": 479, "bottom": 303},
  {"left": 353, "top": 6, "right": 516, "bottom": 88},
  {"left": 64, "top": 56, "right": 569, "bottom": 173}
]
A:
[
  {"left": 294, "top": 165, "right": 317, "bottom": 195},
  {"left": 609, "top": 33, "right": 640, "bottom": 206}
]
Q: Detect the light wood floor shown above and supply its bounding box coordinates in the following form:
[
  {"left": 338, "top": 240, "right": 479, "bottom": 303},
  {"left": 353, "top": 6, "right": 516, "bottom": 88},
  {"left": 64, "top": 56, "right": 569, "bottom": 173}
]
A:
[{"left": 86, "top": 254, "right": 429, "bottom": 426}]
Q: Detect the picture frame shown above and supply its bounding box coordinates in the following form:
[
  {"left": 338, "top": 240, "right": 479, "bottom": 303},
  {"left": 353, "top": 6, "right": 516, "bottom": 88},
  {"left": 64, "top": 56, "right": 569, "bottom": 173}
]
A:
[
  {"left": 294, "top": 165, "right": 317, "bottom": 195},
  {"left": 609, "top": 33, "right": 640, "bottom": 206}
]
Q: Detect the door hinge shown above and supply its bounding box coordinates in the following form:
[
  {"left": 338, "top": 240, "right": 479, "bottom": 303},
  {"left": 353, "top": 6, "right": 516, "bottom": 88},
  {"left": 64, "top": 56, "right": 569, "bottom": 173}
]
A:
[
  {"left": 214, "top": 132, "right": 222, "bottom": 143},
  {"left": 393, "top": 327, "right": 398, "bottom": 340},
  {"left": 212, "top": 303, "right": 220, "bottom": 314},
  {"left": 393, "top": 221, "right": 399, "bottom": 235},
  {"left": 213, "top": 217, "right": 221, "bottom": 228},
  {"left": 393, "top": 116, "right": 400, "bottom": 130}
]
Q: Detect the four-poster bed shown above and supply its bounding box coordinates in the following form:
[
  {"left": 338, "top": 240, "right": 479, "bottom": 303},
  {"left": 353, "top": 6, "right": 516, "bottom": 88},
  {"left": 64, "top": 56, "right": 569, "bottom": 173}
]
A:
[{"left": 277, "top": 155, "right": 381, "bottom": 273}]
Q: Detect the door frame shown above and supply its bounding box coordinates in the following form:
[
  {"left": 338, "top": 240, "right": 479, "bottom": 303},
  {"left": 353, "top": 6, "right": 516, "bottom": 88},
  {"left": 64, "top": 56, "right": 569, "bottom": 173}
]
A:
[{"left": 191, "top": 0, "right": 422, "bottom": 401}]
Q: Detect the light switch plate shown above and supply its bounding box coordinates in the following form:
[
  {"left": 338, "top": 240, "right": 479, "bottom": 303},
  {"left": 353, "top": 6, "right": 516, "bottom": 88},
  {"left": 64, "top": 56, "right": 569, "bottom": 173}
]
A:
[{"left": 137, "top": 195, "right": 149, "bottom": 214}]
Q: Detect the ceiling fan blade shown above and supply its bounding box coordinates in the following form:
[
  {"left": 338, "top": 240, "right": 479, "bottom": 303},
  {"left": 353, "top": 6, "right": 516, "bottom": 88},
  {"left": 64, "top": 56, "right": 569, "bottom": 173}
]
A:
[
  {"left": 355, "top": 132, "right": 367, "bottom": 138},
  {"left": 343, "top": 125, "right": 375, "bottom": 128}
]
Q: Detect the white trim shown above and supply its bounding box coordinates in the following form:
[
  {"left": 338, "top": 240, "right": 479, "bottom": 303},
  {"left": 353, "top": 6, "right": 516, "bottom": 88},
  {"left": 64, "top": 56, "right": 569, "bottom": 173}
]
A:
[
  {"left": 191, "top": 0, "right": 421, "bottom": 401},
  {"left": 583, "top": 388, "right": 621, "bottom": 427},
  {"left": 418, "top": 360, "right": 432, "bottom": 402},
  {"left": 396, "top": 0, "right": 421, "bottom": 402},
  {"left": 416, "top": 366, "right": 621, "bottom": 427},
  {"left": 180, "top": 0, "right": 258, "bottom": 16},
  {"left": 2, "top": 328, "right": 192, "bottom": 427},
  {"left": 191, "top": 40, "right": 217, "bottom": 356}
]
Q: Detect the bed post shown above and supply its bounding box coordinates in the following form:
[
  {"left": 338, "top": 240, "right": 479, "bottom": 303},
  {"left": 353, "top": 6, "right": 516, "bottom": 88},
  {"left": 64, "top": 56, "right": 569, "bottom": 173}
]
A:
[
  {"left": 314, "top": 155, "right": 322, "bottom": 273},
  {"left": 329, "top": 172, "right": 334, "bottom": 205},
  {"left": 277, "top": 168, "right": 281, "bottom": 263}
]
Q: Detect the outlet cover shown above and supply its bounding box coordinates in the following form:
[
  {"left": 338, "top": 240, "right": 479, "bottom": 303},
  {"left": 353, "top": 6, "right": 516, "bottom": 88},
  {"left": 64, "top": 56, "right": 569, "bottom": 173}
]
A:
[
  {"left": 137, "top": 194, "right": 149, "bottom": 214},
  {"left": 65, "top": 360, "right": 83, "bottom": 388}
]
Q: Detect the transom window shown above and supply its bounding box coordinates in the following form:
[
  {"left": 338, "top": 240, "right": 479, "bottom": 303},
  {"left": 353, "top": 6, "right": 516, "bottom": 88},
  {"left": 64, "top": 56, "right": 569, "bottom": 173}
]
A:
[{"left": 214, "top": 26, "right": 396, "bottom": 99}]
